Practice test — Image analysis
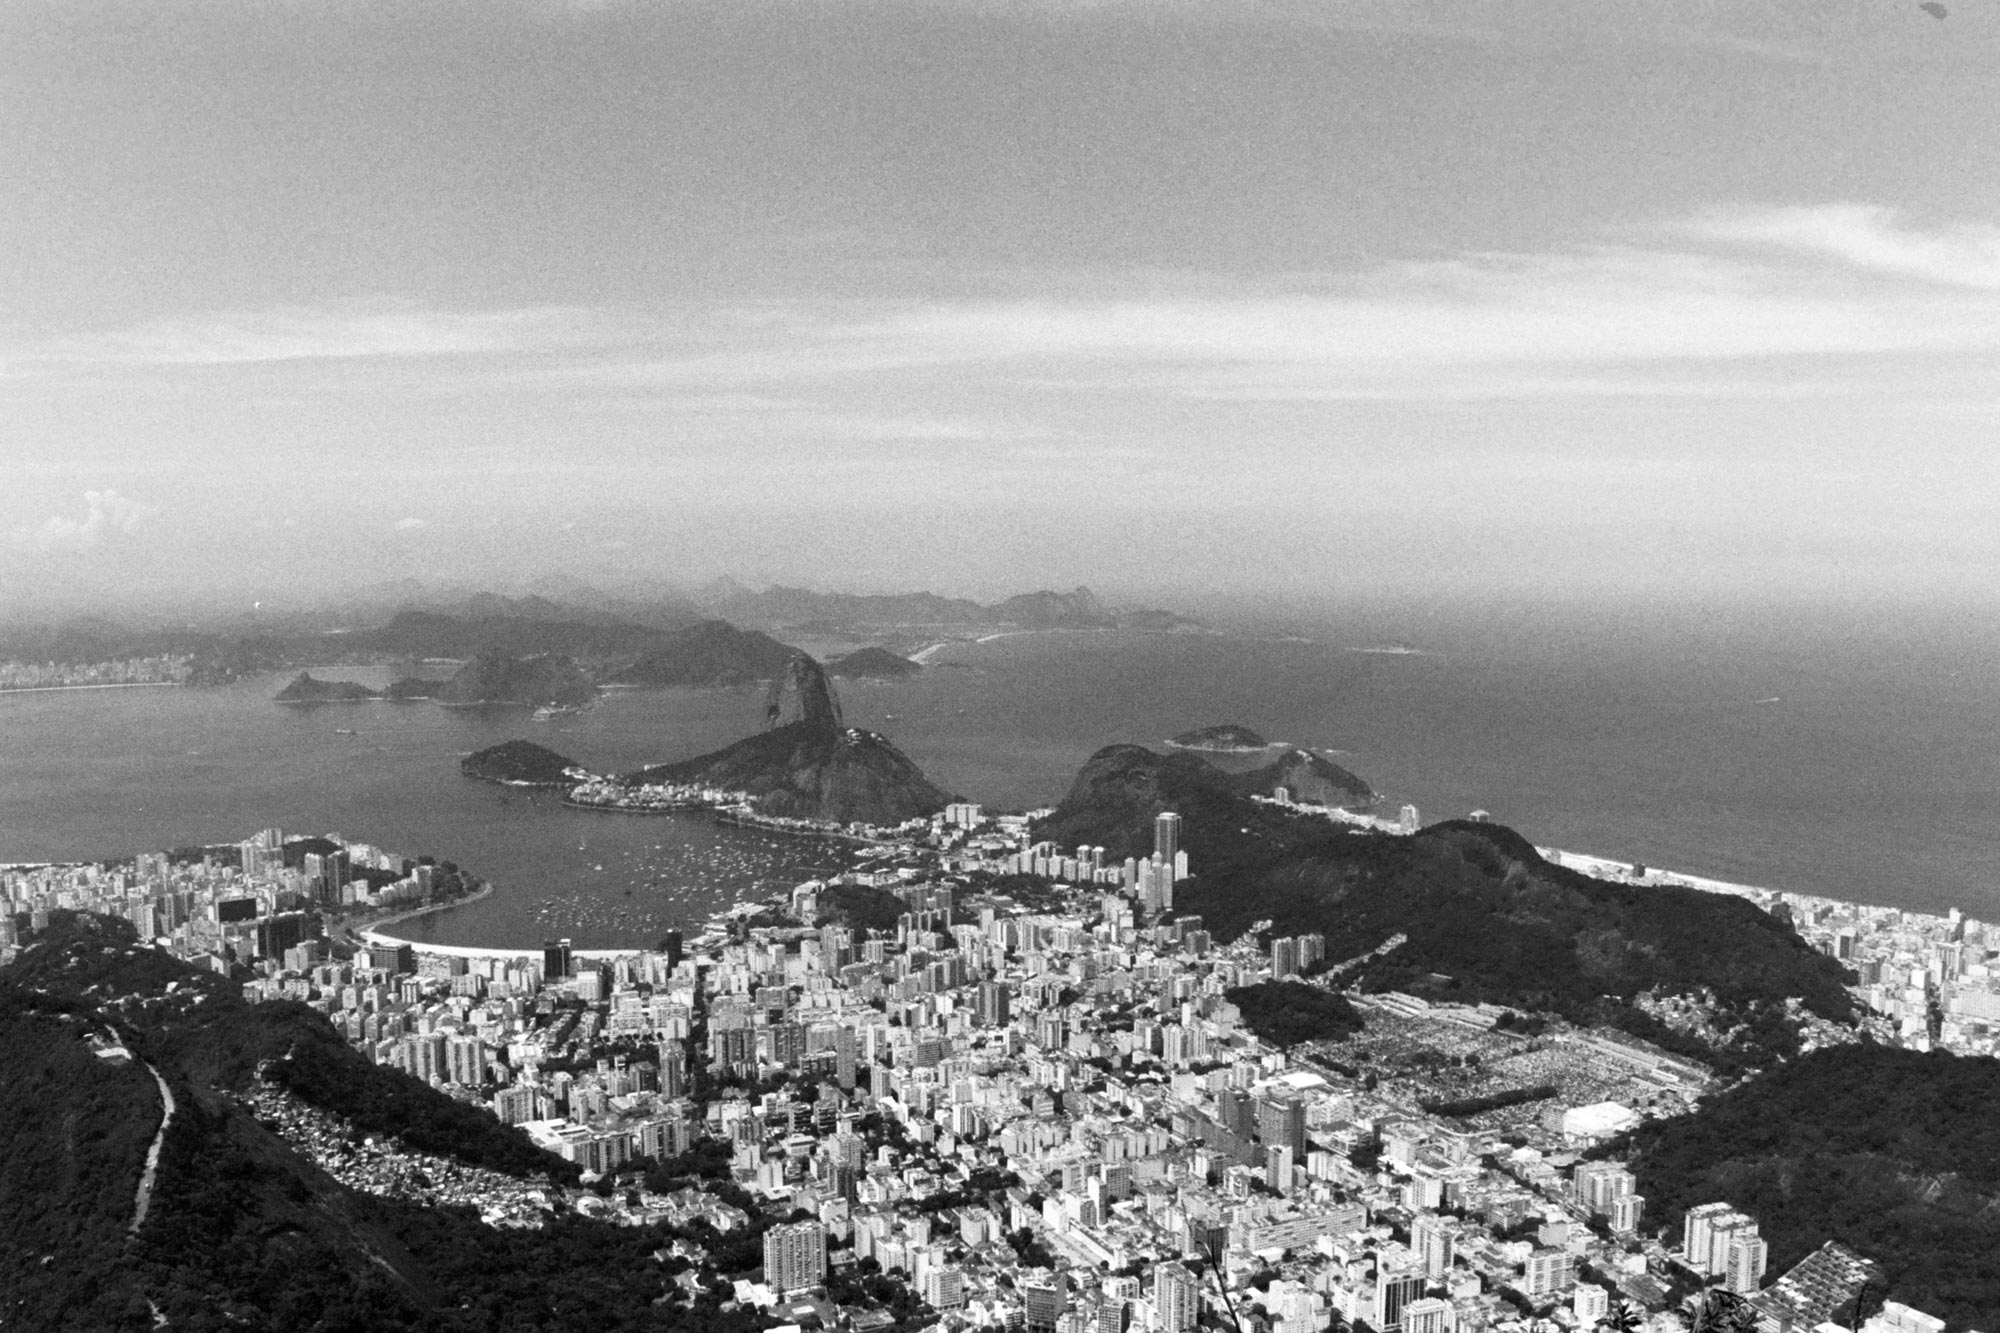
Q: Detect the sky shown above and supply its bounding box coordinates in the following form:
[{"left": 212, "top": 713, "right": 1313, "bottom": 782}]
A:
[{"left": 3, "top": 0, "right": 1998, "bottom": 613}]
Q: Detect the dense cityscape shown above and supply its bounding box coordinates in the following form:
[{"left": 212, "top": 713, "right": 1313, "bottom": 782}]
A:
[{"left": 5, "top": 781, "right": 1988, "bottom": 1333}]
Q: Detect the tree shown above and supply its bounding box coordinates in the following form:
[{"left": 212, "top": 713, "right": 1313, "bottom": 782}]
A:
[{"left": 1601, "top": 1299, "right": 1644, "bottom": 1333}]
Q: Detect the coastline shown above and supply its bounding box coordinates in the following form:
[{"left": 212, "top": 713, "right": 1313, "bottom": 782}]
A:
[
  {"left": 0, "top": 681, "right": 182, "bottom": 696},
  {"left": 344, "top": 876, "right": 497, "bottom": 940}
]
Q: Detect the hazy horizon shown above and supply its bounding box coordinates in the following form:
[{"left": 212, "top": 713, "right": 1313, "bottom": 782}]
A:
[{"left": 6, "top": 1, "right": 1998, "bottom": 612}]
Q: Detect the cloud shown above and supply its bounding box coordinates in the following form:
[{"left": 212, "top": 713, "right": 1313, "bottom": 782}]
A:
[
  {"left": 1689, "top": 206, "right": 2000, "bottom": 290},
  {"left": 393, "top": 516, "right": 429, "bottom": 531},
  {"left": 570, "top": 209, "right": 2000, "bottom": 406},
  {"left": 6, "top": 305, "right": 617, "bottom": 375},
  {"left": 12, "top": 490, "right": 160, "bottom": 552}
]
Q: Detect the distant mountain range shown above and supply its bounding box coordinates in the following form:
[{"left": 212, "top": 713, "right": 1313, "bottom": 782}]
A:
[
  {"left": 1039, "top": 743, "right": 1852, "bottom": 1070},
  {"left": 4, "top": 579, "right": 1200, "bottom": 686}
]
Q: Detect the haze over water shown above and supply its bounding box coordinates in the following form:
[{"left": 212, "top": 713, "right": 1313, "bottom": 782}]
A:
[{"left": 4, "top": 596, "right": 1996, "bottom": 944}]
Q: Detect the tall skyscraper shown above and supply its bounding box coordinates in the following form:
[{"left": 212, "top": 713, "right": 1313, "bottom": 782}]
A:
[
  {"left": 661, "top": 928, "right": 683, "bottom": 971},
  {"left": 977, "top": 980, "right": 1012, "bottom": 1028},
  {"left": 1155, "top": 1262, "right": 1198, "bottom": 1333},
  {"left": 1411, "top": 1213, "right": 1455, "bottom": 1280},
  {"left": 1257, "top": 1094, "right": 1307, "bottom": 1156},
  {"left": 1154, "top": 812, "right": 1181, "bottom": 866},
  {"left": 1375, "top": 1272, "right": 1426, "bottom": 1331},
  {"left": 542, "top": 937, "right": 573, "bottom": 981},
  {"left": 763, "top": 1219, "right": 828, "bottom": 1296}
]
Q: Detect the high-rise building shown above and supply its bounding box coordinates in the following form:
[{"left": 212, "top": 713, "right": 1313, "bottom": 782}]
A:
[
  {"left": 1155, "top": 1262, "right": 1198, "bottom": 1333},
  {"left": 1682, "top": 1202, "right": 1737, "bottom": 1273},
  {"left": 661, "top": 929, "right": 683, "bottom": 971},
  {"left": 1271, "top": 936, "right": 1301, "bottom": 979},
  {"left": 1726, "top": 1233, "right": 1769, "bottom": 1294},
  {"left": 445, "top": 1034, "right": 486, "bottom": 1086},
  {"left": 1154, "top": 812, "right": 1182, "bottom": 867},
  {"left": 1024, "top": 1277, "right": 1067, "bottom": 1333},
  {"left": 1404, "top": 1297, "right": 1456, "bottom": 1333},
  {"left": 763, "top": 1219, "right": 828, "bottom": 1296},
  {"left": 1411, "top": 1213, "right": 1455, "bottom": 1280},
  {"left": 1522, "top": 1249, "right": 1575, "bottom": 1299},
  {"left": 542, "top": 937, "right": 573, "bottom": 981},
  {"left": 1257, "top": 1095, "right": 1307, "bottom": 1157},
  {"left": 1375, "top": 1272, "right": 1426, "bottom": 1331},
  {"left": 978, "top": 981, "right": 1012, "bottom": 1028},
  {"left": 833, "top": 1024, "right": 858, "bottom": 1089},
  {"left": 1265, "top": 1144, "right": 1294, "bottom": 1194},
  {"left": 1573, "top": 1287, "right": 1610, "bottom": 1324},
  {"left": 1609, "top": 1194, "right": 1646, "bottom": 1237}
]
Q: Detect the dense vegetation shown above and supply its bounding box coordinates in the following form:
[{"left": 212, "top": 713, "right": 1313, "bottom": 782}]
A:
[
  {"left": 1224, "top": 980, "right": 1365, "bottom": 1048},
  {"left": 1421, "top": 1084, "right": 1559, "bottom": 1118},
  {"left": 1615, "top": 1046, "right": 2000, "bottom": 1333},
  {"left": 437, "top": 651, "right": 597, "bottom": 708},
  {"left": 1042, "top": 745, "right": 1852, "bottom": 1069},
  {"left": 818, "top": 882, "right": 910, "bottom": 932},
  {"left": 3, "top": 913, "right": 778, "bottom": 1330},
  {"left": 0, "top": 997, "right": 164, "bottom": 1330},
  {"left": 460, "top": 739, "right": 587, "bottom": 787}
]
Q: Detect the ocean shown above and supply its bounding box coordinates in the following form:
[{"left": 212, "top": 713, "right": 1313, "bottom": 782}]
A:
[{"left": 3, "top": 596, "right": 1996, "bottom": 946}]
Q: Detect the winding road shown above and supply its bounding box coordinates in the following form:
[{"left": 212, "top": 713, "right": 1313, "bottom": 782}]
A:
[{"left": 129, "top": 1061, "right": 176, "bottom": 1239}]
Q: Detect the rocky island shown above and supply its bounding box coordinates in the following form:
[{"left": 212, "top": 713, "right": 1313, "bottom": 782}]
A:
[
  {"left": 614, "top": 654, "right": 952, "bottom": 824},
  {"left": 826, "top": 646, "right": 921, "bottom": 679},
  {"left": 460, "top": 740, "right": 590, "bottom": 788},
  {"left": 1165, "top": 722, "right": 1272, "bottom": 752},
  {"left": 274, "top": 672, "right": 380, "bottom": 704}
]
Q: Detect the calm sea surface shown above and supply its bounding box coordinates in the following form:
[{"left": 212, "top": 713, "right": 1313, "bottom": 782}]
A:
[{"left": 3, "top": 599, "right": 1997, "bottom": 944}]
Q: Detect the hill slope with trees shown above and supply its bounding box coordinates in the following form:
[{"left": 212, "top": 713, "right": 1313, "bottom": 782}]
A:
[
  {"left": 0, "top": 912, "right": 776, "bottom": 1331},
  {"left": 1041, "top": 745, "right": 1852, "bottom": 1070},
  {"left": 1615, "top": 1045, "right": 2000, "bottom": 1332}
]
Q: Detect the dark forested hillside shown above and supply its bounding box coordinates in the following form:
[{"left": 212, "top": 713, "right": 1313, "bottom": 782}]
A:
[
  {"left": 0, "top": 913, "right": 774, "bottom": 1331},
  {"left": 1616, "top": 1046, "right": 2000, "bottom": 1332},
  {"left": 1042, "top": 745, "right": 1853, "bottom": 1069}
]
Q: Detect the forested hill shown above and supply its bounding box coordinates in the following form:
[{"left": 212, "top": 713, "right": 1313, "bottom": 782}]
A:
[
  {"left": 1614, "top": 1045, "right": 2000, "bottom": 1333},
  {"left": 1041, "top": 745, "right": 1853, "bottom": 1069},
  {"left": 0, "top": 913, "right": 777, "bottom": 1331}
]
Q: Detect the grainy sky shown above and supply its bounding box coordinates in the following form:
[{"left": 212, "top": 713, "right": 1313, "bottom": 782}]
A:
[{"left": 4, "top": 0, "right": 1998, "bottom": 609}]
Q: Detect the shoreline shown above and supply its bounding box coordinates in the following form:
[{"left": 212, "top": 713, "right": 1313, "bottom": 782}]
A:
[
  {"left": 0, "top": 680, "right": 182, "bottom": 696},
  {"left": 343, "top": 877, "right": 497, "bottom": 940}
]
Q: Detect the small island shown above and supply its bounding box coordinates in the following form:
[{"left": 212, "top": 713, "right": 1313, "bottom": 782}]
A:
[
  {"left": 437, "top": 652, "right": 596, "bottom": 709},
  {"left": 827, "top": 646, "right": 922, "bottom": 679},
  {"left": 460, "top": 739, "right": 591, "bottom": 788},
  {"left": 274, "top": 672, "right": 380, "bottom": 704},
  {"left": 1165, "top": 723, "right": 1272, "bottom": 753}
]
